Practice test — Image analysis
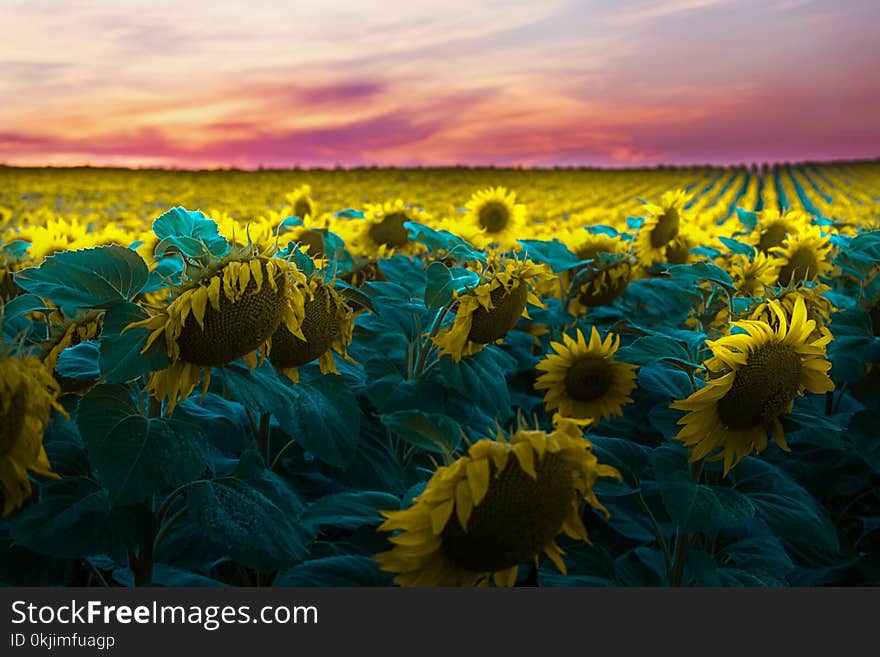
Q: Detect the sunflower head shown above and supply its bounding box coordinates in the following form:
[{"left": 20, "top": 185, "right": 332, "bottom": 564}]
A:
[
  {"left": 0, "top": 266, "right": 22, "bottom": 301},
  {"left": 0, "top": 355, "right": 64, "bottom": 516},
  {"left": 127, "top": 246, "right": 307, "bottom": 412},
  {"left": 458, "top": 187, "right": 526, "bottom": 250},
  {"left": 726, "top": 249, "right": 780, "bottom": 297},
  {"left": 771, "top": 228, "right": 834, "bottom": 285},
  {"left": 433, "top": 258, "right": 554, "bottom": 362},
  {"left": 535, "top": 326, "right": 638, "bottom": 422},
  {"left": 346, "top": 200, "right": 427, "bottom": 257},
  {"left": 286, "top": 184, "right": 316, "bottom": 220},
  {"left": 747, "top": 284, "right": 834, "bottom": 342},
  {"left": 752, "top": 209, "right": 810, "bottom": 253},
  {"left": 671, "top": 296, "right": 834, "bottom": 474},
  {"left": 635, "top": 189, "right": 692, "bottom": 266},
  {"left": 374, "top": 416, "right": 621, "bottom": 586},
  {"left": 269, "top": 276, "right": 354, "bottom": 381}
]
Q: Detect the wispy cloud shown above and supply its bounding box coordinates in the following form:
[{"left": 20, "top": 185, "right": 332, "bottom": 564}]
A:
[{"left": 1, "top": 0, "right": 878, "bottom": 167}]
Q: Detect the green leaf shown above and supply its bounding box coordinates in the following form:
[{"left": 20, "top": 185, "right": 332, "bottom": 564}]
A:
[
  {"left": 730, "top": 457, "right": 840, "bottom": 553},
  {"left": 516, "top": 239, "right": 580, "bottom": 272},
  {"left": 850, "top": 410, "right": 880, "bottom": 473},
  {"left": 666, "top": 262, "right": 734, "bottom": 288},
  {"left": 274, "top": 556, "right": 392, "bottom": 587},
  {"left": 14, "top": 245, "right": 149, "bottom": 311},
  {"left": 186, "top": 478, "right": 310, "bottom": 571},
  {"left": 220, "top": 362, "right": 360, "bottom": 468},
  {"left": 424, "top": 261, "right": 480, "bottom": 309},
  {"left": 379, "top": 410, "right": 462, "bottom": 456},
  {"left": 736, "top": 208, "right": 758, "bottom": 230},
  {"left": 281, "top": 376, "right": 361, "bottom": 469},
  {"left": 152, "top": 206, "right": 229, "bottom": 259},
  {"left": 651, "top": 445, "right": 755, "bottom": 534},
  {"left": 405, "top": 222, "right": 485, "bottom": 263},
  {"left": 637, "top": 362, "right": 693, "bottom": 400},
  {"left": 55, "top": 341, "right": 100, "bottom": 380},
  {"left": 718, "top": 236, "right": 756, "bottom": 256},
  {"left": 616, "top": 335, "right": 701, "bottom": 371},
  {"left": 9, "top": 478, "right": 154, "bottom": 562},
  {"left": 77, "top": 384, "right": 212, "bottom": 506},
  {"left": 302, "top": 491, "right": 400, "bottom": 530},
  {"left": 99, "top": 301, "right": 170, "bottom": 383},
  {"left": 590, "top": 435, "right": 652, "bottom": 490}
]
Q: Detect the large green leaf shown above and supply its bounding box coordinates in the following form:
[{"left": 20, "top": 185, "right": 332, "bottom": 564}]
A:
[
  {"left": 77, "top": 384, "right": 212, "bottom": 506},
  {"left": 99, "top": 301, "right": 170, "bottom": 383},
  {"left": 302, "top": 491, "right": 400, "bottom": 531},
  {"left": 274, "top": 556, "right": 392, "bottom": 587},
  {"left": 186, "top": 477, "right": 310, "bottom": 571},
  {"left": 9, "top": 478, "right": 155, "bottom": 562},
  {"left": 651, "top": 446, "right": 755, "bottom": 535},
  {"left": 14, "top": 245, "right": 149, "bottom": 311},
  {"left": 379, "top": 410, "right": 462, "bottom": 456},
  {"left": 730, "top": 457, "right": 840, "bottom": 553},
  {"left": 424, "top": 261, "right": 480, "bottom": 309}
]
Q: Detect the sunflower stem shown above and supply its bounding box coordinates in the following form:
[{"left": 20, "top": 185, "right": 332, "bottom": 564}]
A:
[
  {"left": 257, "top": 412, "right": 271, "bottom": 463},
  {"left": 83, "top": 559, "right": 110, "bottom": 588},
  {"left": 636, "top": 491, "right": 673, "bottom": 581},
  {"left": 669, "top": 459, "right": 703, "bottom": 586},
  {"left": 414, "top": 303, "right": 452, "bottom": 378},
  {"left": 153, "top": 506, "right": 187, "bottom": 553}
]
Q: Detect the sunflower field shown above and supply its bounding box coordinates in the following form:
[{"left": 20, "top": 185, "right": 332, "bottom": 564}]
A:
[{"left": 1, "top": 161, "right": 879, "bottom": 587}]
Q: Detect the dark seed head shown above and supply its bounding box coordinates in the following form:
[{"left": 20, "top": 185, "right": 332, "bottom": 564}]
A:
[{"left": 441, "top": 451, "right": 573, "bottom": 572}]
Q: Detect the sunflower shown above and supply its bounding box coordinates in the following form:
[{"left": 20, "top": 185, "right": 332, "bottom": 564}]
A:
[
  {"left": 750, "top": 208, "right": 811, "bottom": 253},
  {"left": 278, "top": 214, "right": 332, "bottom": 259},
  {"left": 535, "top": 327, "right": 638, "bottom": 422},
  {"left": 559, "top": 231, "right": 634, "bottom": 315},
  {"left": 747, "top": 284, "right": 834, "bottom": 341},
  {"left": 433, "top": 258, "right": 554, "bottom": 362},
  {"left": 635, "top": 189, "right": 691, "bottom": 267},
  {"left": 344, "top": 199, "right": 428, "bottom": 257},
  {"left": 286, "top": 184, "right": 316, "bottom": 220},
  {"left": 0, "top": 355, "right": 63, "bottom": 516},
  {"left": 663, "top": 226, "right": 703, "bottom": 265},
  {"left": 0, "top": 254, "right": 23, "bottom": 301},
  {"left": 457, "top": 187, "right": 526, "bottom": 251},
  {"left": 374, "top": 416, "right": 621, "bottom": 586},
  {"left": 268, "top": 276, "right": 354, "bottom": 381},
  {"left": 41, "top": 311, "right": 103, "bottom": 394},
  {"left": 771, "top": 228, "right": 834, "bottom": 286},
  {"left": 671, "top": 297, "right": 834, "bottom": 475},
  {"left": 128, "top": 249, "right": 307, "bottom": 412},
  {"left": 726, "top": 249, "right": 780, "bottom": 297}
]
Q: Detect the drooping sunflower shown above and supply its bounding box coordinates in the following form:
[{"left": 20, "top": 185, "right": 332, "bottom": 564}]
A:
[
  {"left": 128, "top": 247, "right": 307, "bottom": 412},
  {"left": 771, "top": 227, "right": 834, "bottom": 286},
  {"left": 671, "top": 296, "right": 834, "bottom": 475},
  {"left": 344, "top": 199, "right": 428, "bottom": 257},
  {"left": 747, "top": 284, "right": 834, "bottom": 342},
  {"left": 433, "top": 258, "right": 554, "bottom": 362},
  {"left": 726, "top": 249, "right": 780, "bottom": 297},
  {"left": 0, "top": 354, "right": 63, "bottom": 516},
  {"left": 41, "top": 311, "right": 103, "bottom": 394},
  {"left": 535, "top": 327, "right": 638, "bottom": 422},
  {"left": 635, "top": 189, "right": 692, "bottom": 267},
  {"left": 457, "top": 187, "right": 526, "bottom": 251},
  {"left": 750, "top": 208, "right": 811, "bottom": 253},
  {"left": 268, "top": 276, "right": 354, "bottom": 381},
  {"left": 0, "top": 252, "right": 23, "bottom": 301},
  {"left": 374, "top": 416, "right": 621, "bottom": 586},
  {"left": 286, "top": 184, "right": 316, "bottom": 220},
  {"left": 560, "top": 231, "right": 634, "bottom": 315}
]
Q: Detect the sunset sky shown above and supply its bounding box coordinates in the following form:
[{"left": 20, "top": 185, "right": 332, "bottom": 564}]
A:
[{"left": 1, "top": 0, "right": 878, "bottom": 168}]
